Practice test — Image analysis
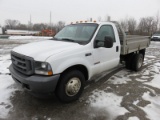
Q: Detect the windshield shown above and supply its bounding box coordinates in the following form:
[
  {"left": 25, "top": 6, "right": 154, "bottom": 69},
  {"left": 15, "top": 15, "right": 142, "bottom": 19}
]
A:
[{"left": 53, "top": 23, "right": 98, "bottom": 44}]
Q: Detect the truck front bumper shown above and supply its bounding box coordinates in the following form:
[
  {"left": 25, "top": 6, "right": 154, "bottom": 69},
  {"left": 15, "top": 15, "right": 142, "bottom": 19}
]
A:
[{"left": 9, "top": 64, "right": 60, "bottom": 93}]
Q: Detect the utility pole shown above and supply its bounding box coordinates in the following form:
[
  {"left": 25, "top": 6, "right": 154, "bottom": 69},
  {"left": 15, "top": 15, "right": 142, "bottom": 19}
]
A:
[
  {"left": 28, "top": 14, "right": 32, "bottom": 31},
  {"left": 50, "top": 11, "right": 52, "bottom": 29}
]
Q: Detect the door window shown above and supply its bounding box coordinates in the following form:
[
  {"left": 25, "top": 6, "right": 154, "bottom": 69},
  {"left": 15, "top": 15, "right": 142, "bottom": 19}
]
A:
[{"left": 95, "top": 25, "right": 115, "bottom": 42}]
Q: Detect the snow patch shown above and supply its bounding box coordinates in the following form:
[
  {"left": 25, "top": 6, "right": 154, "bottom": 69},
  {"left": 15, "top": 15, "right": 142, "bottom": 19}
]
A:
[
  {"left": 155, "top": 63, "right": 160, "bottom": 67},
  {"left": 142, "top": 70, "right": 150, "bottom": 76},
  {"left": 128, "top": 116, "right": 139, "bottom": 120},
  {"left": 135, "top": 78, "right": 148, "bottom": 82},
  {"left": 141, "top": 76, "right": 150, "bottom": 79},
  {"left": 0, "top": 54, "right": 18, "bottom": 118},
  {"left": 0, "top": 75, "right": 17, "bottom": 118},
  {"left": 151, "top": 66, "right": 159, "bottom": 73},
  {"left": 143, "top": 86, "right": 156, "bottom": 95},
  {"left": 108, "top": 76, "right": 131, "bottom": 84},
  {"left": 144, "top": 74, "right": 160, "bottom": 89},
  {"left": 107, "top": 70, "right": 131, "bottom": 84},
  {"left": 141, "top": 92, "right": 160, "bottom": 120},
  {"left": 88, "top": 90, "right": 128, "bottom": 120},
  {"left": 0, "top": 55, "right": 11, "bottom": 74},
  {"left": 145, "top": 55, "right": 156, "bottom": 59},
  {"left": 126, "top": 92, "right": 130, "bottom": 95},
  {"left": 133, "top": 99, "right": 139, "bottom": 105}
]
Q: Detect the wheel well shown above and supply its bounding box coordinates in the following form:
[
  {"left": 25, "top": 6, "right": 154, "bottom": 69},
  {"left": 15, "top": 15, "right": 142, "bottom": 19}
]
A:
[
  {"left": 121, "top": 49, "right": 146, "bottom": 61},
  {"left": 62, "top": 65, "right": 89, "bottom": 81}
]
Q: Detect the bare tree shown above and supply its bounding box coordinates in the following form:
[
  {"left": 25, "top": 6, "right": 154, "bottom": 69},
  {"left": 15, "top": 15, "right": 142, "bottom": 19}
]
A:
[
  {"left": 138, "top": 16, "right": 157, "bottom": 35},
  {"left": 98, "top": 16, "right": 102, "bottom": 22},
  {"left": 5, "top": 19, "right": 20, "bottom": 29},
  {"left": 16, "top": 24, "right": 28, "bottom": 30},
  {"left": 147, "top": 17, "right": 157, "bottom": 35},
  {"left": 54, "top": 21, "right": 65, "bottom": 33},
  {"left": 128, "top": 18, "right": 137, "bottom": 35},
  {"left": 32, "top": 23, "right": 48, "bottom": 31},
  {"left": 155, "top": 12, "right": 160, "bottom": 32},
  {"left": 137, "top": 18, "right": 146, "bottom": 35},
  {"left": 154, "top": 13, "right": 159, "bottom": 31},
  {"left": 120, "top": 19, "right": 128, "bottom": 32}
]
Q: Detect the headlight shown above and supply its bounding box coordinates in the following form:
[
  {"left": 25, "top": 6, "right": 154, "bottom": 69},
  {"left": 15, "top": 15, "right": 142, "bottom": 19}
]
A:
[{"left": 34, "top": 61, "right": 53, "bottom": 75}]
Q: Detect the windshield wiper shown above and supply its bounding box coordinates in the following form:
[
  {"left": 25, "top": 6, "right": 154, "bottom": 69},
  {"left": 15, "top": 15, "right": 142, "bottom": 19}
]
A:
[
  {"left": 50, "top": 37, "right": 77, "bottom": 43},
  {"left": 61, "top": 38, "right": 76, "bottom": 42},
  {"left": 51, "top": 37, "right": 59, "bottom": 40}
]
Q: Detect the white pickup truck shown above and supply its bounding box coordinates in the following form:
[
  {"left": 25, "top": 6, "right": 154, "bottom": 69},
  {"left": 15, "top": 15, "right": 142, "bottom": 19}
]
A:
[{"left": 9, "top": 22, "right": 150, "bottom": 102}]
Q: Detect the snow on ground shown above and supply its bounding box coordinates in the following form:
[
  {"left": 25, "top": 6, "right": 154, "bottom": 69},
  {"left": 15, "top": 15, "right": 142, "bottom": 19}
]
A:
[
  {"left": 155, "top": 63, "right": 160, "bottom": 67},
  {"left": 133, "top": 99, "right": 140, "bottom": 105},
  {"left": 145, "top": 55, "right": 156, "bottom": 59},
  {"left": 143, "top": 63, "right": 160, "bottom": 89},
  {"left": 0, "top": 55, "right": 19, "bottom": 118},
  {"left": 9, "top": 36, "right": 52, "bottom": 40},
  {"left": 128, "top": 116, "right": 140, "bottom": 120},
  {"left": 0, "top": 54, "right": 11, "bottom": 74},
  {"left": 88, "top": 53, "right": 160, "bottom": 119},
  {"left": 145, "top": 74, "right": 160, "bottom": 88},
  {"left": 0, "top": 75, "right": 16, "bottom": 118},
  {"left": 141, "top": 92, "right": 160, "bottom": 120},
  {"left": 107, "top": 70, "right": 132, "bottom": 84},
  {"left": 88, "top": 90, "right": 128, "bottom": 120}
]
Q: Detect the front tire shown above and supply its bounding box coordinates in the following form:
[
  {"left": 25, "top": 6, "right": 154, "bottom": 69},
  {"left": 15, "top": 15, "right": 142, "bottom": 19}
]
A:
[{"left": 56, "top": 70, "right": 85, "bottom": 103}]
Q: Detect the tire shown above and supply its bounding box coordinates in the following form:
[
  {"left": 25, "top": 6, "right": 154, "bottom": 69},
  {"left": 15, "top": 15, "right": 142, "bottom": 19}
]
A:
[
  {"left": 132, "top": 54, "right": 144, "bottom": 71},
  {"left": 56, "top": 70, "right": 85, "bottom": 103}
]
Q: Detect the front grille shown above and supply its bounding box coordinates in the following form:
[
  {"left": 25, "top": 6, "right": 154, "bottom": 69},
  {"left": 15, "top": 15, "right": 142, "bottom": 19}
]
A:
[{"left": 11, "top": 51, "right": 34, "bottom": 75}]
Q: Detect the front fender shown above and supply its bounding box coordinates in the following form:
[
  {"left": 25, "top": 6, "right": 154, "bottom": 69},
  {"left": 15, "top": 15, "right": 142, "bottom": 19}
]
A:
[{"left": 46, "top": 55, "right": 93, "bottom": 79}]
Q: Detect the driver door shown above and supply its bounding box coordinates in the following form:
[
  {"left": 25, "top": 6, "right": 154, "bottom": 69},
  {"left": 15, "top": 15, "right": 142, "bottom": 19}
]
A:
[{"left": 92, "top": 25, "right": 120, "bottom": 74}]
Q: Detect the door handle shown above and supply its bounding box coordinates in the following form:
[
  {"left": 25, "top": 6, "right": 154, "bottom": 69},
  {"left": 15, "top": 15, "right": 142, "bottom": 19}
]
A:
[{"left": 116, "top": 46, "right": 119, "bottom": 52}]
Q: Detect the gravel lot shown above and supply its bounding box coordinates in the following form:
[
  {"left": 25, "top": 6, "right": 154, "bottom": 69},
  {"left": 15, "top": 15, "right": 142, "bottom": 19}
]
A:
[{"left": 0, "top": 38, "right": 160, "bottom": 120}]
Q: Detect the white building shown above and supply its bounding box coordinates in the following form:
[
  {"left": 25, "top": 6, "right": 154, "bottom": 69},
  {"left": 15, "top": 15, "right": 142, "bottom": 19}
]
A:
[{"left": 5, "top": 29, "right": 39, "bottom": 35}]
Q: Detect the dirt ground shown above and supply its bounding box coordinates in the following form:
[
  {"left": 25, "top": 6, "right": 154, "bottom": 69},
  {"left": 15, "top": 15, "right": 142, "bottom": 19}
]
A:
[{"left": 0, "top": 39, "right": 160, "bottom": 120}]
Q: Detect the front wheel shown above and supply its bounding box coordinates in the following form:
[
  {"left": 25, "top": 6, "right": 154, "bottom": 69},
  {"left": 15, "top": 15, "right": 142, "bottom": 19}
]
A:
[{"left": 56, "top": 70, "right": 85, "bottom": 103}]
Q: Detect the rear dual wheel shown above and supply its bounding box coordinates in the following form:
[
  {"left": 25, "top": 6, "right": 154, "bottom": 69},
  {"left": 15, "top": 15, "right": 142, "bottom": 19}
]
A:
[
  {"left": 125, "top": 53, "right": 144, "bottom": 71},
  {"left": 132, "top": 54, "right": 143, "bottom": 71},
  {"left": 125, "top": 54, "right": 134, "bottom": 69}
]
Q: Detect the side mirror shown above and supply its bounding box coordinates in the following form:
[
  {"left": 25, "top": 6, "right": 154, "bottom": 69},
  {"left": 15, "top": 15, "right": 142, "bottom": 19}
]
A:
[{"left": 104, "top": 36, "right": 113, "bottom": 48}]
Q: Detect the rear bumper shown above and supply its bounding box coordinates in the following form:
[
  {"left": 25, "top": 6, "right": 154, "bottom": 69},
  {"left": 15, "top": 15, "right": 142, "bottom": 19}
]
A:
[{"left": 9, "top": 64, "right": 60, "bottom": 93}]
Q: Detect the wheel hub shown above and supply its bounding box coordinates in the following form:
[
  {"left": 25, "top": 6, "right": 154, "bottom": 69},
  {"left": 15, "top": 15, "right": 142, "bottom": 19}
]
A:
[{"left": 65, "top": 77, "right": 81, "bottom": 96}]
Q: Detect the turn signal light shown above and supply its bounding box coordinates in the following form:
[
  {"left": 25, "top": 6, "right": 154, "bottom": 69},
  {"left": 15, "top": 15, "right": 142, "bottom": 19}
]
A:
[{"left": 48, "top": 71, "right": 53, "bottom": 76}]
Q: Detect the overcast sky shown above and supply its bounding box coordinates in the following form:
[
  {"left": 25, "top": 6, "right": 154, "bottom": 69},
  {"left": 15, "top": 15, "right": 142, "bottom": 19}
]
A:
[{"left": 0, "top": 0, "right": 160, "bottom": 26}]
